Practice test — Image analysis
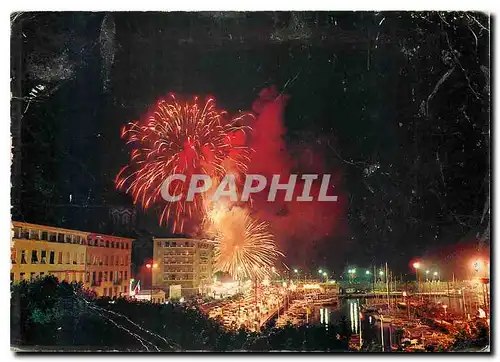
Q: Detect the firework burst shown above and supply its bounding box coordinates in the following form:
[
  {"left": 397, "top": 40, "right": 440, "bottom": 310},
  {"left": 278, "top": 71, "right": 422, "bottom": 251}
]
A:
[
  {"left": 116, "top": 94, "right": 251, "bottom": 232},
  {"left": 207, "top": 205, "right": 283, "bottom": 280}
]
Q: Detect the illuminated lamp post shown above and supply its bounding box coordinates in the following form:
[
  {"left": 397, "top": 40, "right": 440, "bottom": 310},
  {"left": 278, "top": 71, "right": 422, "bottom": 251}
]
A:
[
  {"left": 413, "top": 262, "right": 421, "bottom": 293},
  {"left": 323, "top": 271, "right": 328, "bottom": 283},
  {"left": 348, "top": 268, "right": 356, "bottom": 283},
  {"left": 145, "top": 262, "right": 158, "bottom": 302},
  {"left": 442, "top": 304, "right": 448, "bottom": 318}
]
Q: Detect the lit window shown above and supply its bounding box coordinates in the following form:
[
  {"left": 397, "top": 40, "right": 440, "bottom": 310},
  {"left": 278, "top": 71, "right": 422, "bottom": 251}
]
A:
[
  {"left": 11, "top": 249, "right": 16, "bottom": 264},
  {"left": 40, "top": 250, "right": 47, "bottom": 264},
  {"left": 58, "top": 252, "right": 63, "bottom": 264}
]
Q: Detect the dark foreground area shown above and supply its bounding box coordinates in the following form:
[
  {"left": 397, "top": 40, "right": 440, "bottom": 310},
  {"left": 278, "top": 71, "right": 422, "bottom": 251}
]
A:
[{"left": 10, "top": 277, "right": 489, "bottom": 352}]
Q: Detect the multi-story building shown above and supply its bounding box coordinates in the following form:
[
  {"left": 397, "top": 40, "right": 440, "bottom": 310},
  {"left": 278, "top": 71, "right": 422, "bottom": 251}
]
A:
[
  {"left": 86, "top": 233, "right": 133, "bottom": 297},
  {"left": 11, "top": 222, "right": 88, "bottom": 284},
  {"left": 11, "top": 221, "right": 133, "bottom": 298},
  {"left": 153, "top": 238, "right": 214, "bottom": 297}
]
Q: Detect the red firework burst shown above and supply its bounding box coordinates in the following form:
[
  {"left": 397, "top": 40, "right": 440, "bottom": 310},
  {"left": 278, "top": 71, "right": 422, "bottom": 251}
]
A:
[{"left": 116, "top": 94, "right": 252, "bottom": 232}]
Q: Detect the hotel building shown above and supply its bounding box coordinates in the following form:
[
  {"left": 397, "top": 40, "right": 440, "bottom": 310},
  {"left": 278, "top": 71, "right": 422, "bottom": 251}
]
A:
[
  {"left": 86, "top": 233, "right": 133, "bottom": 297},
  {"left": 152, "top": 238, "right": 214, "bottom": 297},
  {"left": 11, "top": 221, "right": 133, "bottom": 298}
]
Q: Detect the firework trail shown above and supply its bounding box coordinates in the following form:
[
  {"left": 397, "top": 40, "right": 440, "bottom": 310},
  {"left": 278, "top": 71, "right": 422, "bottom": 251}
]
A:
[
  {"left": 207, "top": 205, "right": 283, "bottom": 280},
  {"left": 116, "top": 94, "right": 251, "bottom": 232}
]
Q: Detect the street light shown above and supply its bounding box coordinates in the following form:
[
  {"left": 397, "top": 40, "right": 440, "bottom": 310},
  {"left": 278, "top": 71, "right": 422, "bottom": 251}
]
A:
[
  {"left": 145, "top": 262, "right": 158, "bottom": 302},
  {"left": 473, "top": 260, "right": 482, "bottom": 272},
  {"left": 413, "top": 262, "right": 421, "bottom": 292},
  {"left": 318, "top": 269, "right": 323, "bottom": 274},
  {"left": 365, "top": 270, "right": 371, "bottom": 275},
  {"left": 433, "top": 271, "right": 439, "bottom": 282},
  {"left": 443, "top": 304, "right": 448, "bottom": 318}
]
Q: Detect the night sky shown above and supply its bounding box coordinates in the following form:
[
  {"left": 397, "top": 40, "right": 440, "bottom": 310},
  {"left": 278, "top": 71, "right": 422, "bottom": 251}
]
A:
[{"left": 11, "top": 12, "right": 490, "bottom": 277}]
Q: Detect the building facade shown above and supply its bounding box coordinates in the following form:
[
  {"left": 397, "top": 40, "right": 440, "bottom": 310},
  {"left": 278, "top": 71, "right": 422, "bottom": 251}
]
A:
[
  {"left": 153, "top": 238, "right": 214, "bottom": 297},
  {"left": 11, "top": 221, "right": 132, "bottom": 298},
  {"left": 86, "top": 233, "right": 133, "bottom": 297}
]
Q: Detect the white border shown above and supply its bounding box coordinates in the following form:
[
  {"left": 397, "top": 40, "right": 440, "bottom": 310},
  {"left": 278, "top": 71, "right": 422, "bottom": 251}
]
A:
[{"left": 1, "top": 2, "right": 497, "bottom": 361}]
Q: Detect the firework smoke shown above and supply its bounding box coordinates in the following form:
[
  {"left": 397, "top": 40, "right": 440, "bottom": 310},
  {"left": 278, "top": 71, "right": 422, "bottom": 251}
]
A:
[{"left": 247, "top": 86, "right": 347, "bottom": 263}]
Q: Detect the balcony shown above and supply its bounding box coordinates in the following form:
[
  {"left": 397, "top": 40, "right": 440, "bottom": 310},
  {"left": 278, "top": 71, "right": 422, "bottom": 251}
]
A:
[
  {"left": 113, "top": 279, "right": 122, "bottom": 285},
  {"left": 91, "top": 281, "right": 102, "bottom": 287}
]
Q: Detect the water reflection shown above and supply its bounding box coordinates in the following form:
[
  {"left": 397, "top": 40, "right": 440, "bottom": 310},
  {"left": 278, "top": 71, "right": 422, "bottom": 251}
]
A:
[
  {"left": 317, "top": 299, "right": 360, "bottom": 333},
  {"left": 315, "top": 298, "right": 390, "bottom": 349},
  {"left": 315, "top": 295, "right": 471, "bottom": 350}
]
